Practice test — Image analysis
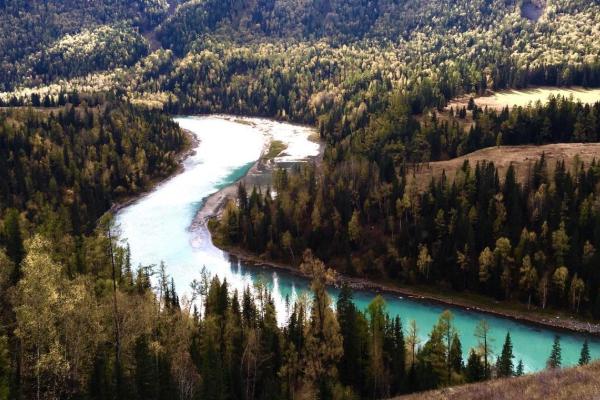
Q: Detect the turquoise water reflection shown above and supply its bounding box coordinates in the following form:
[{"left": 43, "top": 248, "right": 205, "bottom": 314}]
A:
[{"left": 116, "top": 116, "right": 600, "bottom": 373}]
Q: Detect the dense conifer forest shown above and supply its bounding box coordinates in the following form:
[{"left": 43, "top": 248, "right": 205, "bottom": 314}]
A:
[
  {"left": 213, "top": 97, "right": 600, "bottom": 318},
  {"left": 2, "top": 0, "right": 600, "bottom": 399}
]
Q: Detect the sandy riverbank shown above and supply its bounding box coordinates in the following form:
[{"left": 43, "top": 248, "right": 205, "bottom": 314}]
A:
[{"left": 192, "top": 121, "right": 324, "bottom": 228}]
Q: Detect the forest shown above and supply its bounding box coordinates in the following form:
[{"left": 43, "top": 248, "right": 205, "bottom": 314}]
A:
[
  {"left": 0, "top": 98, "right": 580, "bottom": 398},
  {"left": 213, "top": 96, "right": 600, "bottom": 318},
  {"left": 0, "top": 230, "right": 588, "bottom": 399},
  {"left": 0, "top": 0, "right": 168, "bottom": 91},
  {"left": 2, "top": 0, "right": 600, "bottom": 398}
]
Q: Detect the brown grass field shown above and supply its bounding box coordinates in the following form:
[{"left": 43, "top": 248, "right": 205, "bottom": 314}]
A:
[
  {"left": 393, "top": 362, "right": 600, "bottom": 400},
  {"left": 448, "top": 87, "right": 600, "bottom": 111},
  {"left": 408, "top": 143, "right": 600, "bottom": 190}
]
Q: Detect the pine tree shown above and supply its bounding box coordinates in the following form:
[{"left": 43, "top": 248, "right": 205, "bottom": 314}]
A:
[
  {"left": 336, "top": 284, "right": 363, "bottom": 391},
  {"left": 449, "top": 333, "right": 463, "bottom": 373},
  {"left": 547, "top": 336, "right": 562, "bottom": 369},
  {"left": 579, "top": 339, "right": 590, "bottom": 366},
  {"left": 515, "top": 359, "right": 524, "bottom": 376},
  {"left": 465, "top": 350, "right": 485, "bottom": 383},
  {"left": 391, "top": 316, "right": 406, "bottom": 394},
  {"left": 497, "top": 332, "right": 514, "bottom": 377},
  {"left": 4, "top": 209, "right": 24, "bottom": 283}
]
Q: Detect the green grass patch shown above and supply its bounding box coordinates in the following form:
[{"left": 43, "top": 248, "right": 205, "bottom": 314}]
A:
[{"left": 262, "top": 140, "right": 287, "bottom": 161}]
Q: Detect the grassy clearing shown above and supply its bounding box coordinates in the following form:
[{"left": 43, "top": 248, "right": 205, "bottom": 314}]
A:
[
  {"left": 449, "top": 87, "right": 600, "bottom": 111},
  {"left": 307, "top": 130, "right": 321, "bottom": 143},
  {"left": 408, "top": 143, "right": 600, "bottom": 190},
  {"left": 233, "top": 118, "right": 255, "bottom": 126},
  {"left": 394, "top": 362, "right": 600, "bottom": 400},
  {"left": 262, "top": 140, "right": 287, "bottom": 161}
]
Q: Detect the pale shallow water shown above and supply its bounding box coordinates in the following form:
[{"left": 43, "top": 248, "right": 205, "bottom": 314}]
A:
[{"left": 116, "top": 115, "right": 600, "bottom": 373}]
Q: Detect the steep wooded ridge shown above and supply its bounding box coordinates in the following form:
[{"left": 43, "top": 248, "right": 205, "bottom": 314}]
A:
[
  {"left": 0, "top": 0, "right": 167, "bottom": 90},
  {"left": 2, "top": 1, "right": 600, "bottom": 399}
]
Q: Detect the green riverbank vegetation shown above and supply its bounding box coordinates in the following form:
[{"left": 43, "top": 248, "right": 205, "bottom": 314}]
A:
[
  {"left": 0, "top": 237, "right": 587, "bottom": 399},
  {"left": 213, "top": 97, "right": 600, "bottom": 319}
]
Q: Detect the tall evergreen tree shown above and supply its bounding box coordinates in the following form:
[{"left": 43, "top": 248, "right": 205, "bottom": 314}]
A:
[
  {"left": 336, "top": 284, "right": 364, "bottom": 392},
  {"left": 390, "top": 316, "right": 406, "bottom": 394},
  {"left": 449, "top": 333, "right": 463, "bottom": 374},
  {"left": 465, "top": 350, "right": 485, "bottom": 383},
  {"left": 497, "top": 332, "right": 514, "bottom": 377},
  {"left": 579, "top": 339, "right": 591, "bottom": 366},
  {"left": 547, "top": 336, "right": 562, "bottom": 369},
  {"left": 515, "top": 359, "right": 524, "bottom": 376}
]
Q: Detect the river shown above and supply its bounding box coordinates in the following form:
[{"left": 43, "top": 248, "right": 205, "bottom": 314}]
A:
[{"left": 115, "top": 115, "right": 600, "bottom": 373}]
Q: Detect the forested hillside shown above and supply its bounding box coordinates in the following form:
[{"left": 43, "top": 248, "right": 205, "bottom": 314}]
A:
[
  {"left": 213, "top": 96, "right": 600, "bottom": 319},
  {"left": 2, "top": 0, "right": 600, "bottom": 399},
  {"left": 0, "top": 0, "right": 166, "bottom": 90}
]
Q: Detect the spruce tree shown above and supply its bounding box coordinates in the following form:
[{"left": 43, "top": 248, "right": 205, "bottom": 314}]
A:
[
  {"left": 449, "top": 333, "right": 463, "bottom": 373},
  {"left": 579, "top": 339, "right": 590, "bottom": 366},
  {"left": 465, "top": 350, "right": 485, "bottom": 383},
  {"left": 391, "top": 316, "right": 406, "bottom": 394},
  {"left": 497, "top": 332, "right": 514, "bottom": 377},
  {"left": 4, "top": 209, "right": 24, "bottom": 283},
  {"left": 547, "top": 336, "right": 562, "bottom": 369},
  {"left": 515, "top": 359, "right": 524, "bottom": 376},
  {"left": 336, "top": 283, "right": 359, "bottom": 387}
]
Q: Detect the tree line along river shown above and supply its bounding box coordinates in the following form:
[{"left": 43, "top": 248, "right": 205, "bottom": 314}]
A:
[{"left": 115, "top": 116, "right": 600, "bottom": 373}]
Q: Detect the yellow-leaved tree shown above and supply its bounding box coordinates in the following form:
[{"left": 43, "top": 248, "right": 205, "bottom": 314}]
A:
[
  {"left": 13, "top": 236, "right": 101, "bottom": 400},
  {"left": 299, "top": 250, "right": 343, "bottom": 398}
]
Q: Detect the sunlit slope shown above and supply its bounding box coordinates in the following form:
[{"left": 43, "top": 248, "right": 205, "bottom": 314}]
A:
[{"left": 393, "top": 362, "right": 600, "bottom": 400}]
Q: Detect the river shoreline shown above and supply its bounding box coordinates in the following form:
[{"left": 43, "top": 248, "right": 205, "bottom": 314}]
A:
[
  {"left": 193, "top": 132, "right": 600, "bottom": 337},
  {"left": 108, "top": 127, "right": 198, "bottom": 215},
  {"left": 214, "top": 242, "right": 600, "bottom": 337},
  {"left": 116, "top": 115, "right": 600, "bottom": 338},
  {"left": 192, "top": 120, "right": 325, "bottom": 227}
]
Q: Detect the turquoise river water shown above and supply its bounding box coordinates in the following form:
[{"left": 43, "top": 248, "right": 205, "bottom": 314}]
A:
[{"left": 115, "top": 116, "right": 600, "bottom": 373}]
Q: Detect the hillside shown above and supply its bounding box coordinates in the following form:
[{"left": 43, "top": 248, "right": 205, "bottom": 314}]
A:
[
  {"left": 408, "top": 143, "right": 600, "bottom": 189},
  {"left": 3, "top": 1, "right": 600, "bottom": 399},
  {"left": 5, "top": 0, "right": 600, "bottom": 104},
  {"left": 0, "top": 0, "right": 167, "bottom": 90},
  {"left": 448, "top": 87, "right": 600, "bottom": 112},
  {"left": 394, "top": 362, "right": 600, "bottom": 400}
]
